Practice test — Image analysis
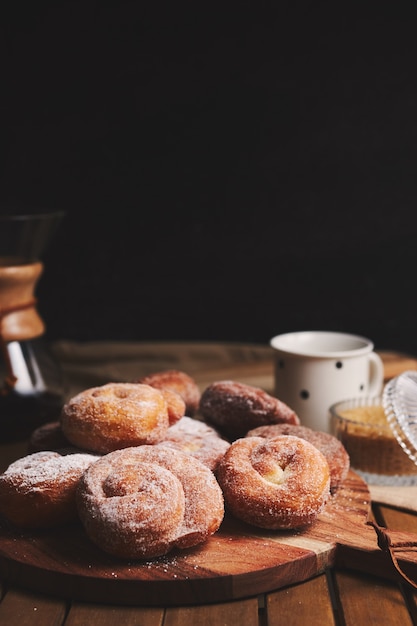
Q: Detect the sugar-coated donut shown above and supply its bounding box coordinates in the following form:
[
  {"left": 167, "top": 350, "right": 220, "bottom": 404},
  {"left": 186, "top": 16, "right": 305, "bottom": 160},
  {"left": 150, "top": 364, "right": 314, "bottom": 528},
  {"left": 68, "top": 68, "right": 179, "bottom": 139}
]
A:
[
  {"left": 61, "top": 382, "right": 185, "bottom": 454},
  {"left": 135, "top": 369, "right": 201, "bottom": 416},
  {"left": 157, "top": 416, "right": 230, "bottom": 471},
  {"left": 158, "top": 388, "right": 187, "bottom": 425},
  {"left": 28, "top": 420, "right": 70, "bottom": 453},
  {"left": 0, "top": 451, "right": 98, "bottom": 529},
  {"left": 76, "top": 445, "right": 224, "bottom": 559},
  {"left": 217, "top": 435, "right": 330, "bottom": 529},
  {"left": 200, "top": 380, "right": 300, "bottom": 439},
  {"left": 246, "top": 423, "right": 350, "bottom": 493}
]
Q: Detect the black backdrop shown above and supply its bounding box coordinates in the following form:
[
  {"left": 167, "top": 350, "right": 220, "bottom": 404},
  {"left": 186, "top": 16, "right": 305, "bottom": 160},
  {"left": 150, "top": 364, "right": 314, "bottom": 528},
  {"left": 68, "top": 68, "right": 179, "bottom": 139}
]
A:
[{"left": 1, "top": 5, "right": 417, "bottom": 355}]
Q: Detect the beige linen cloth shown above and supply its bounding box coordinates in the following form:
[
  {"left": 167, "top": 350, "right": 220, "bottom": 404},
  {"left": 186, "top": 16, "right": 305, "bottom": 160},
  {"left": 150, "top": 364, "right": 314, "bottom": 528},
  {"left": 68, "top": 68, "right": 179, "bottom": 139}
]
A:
[
  {"left": 52, "top": 340, "right": 417, "bottom": 514},
  {"left": 369, "top": 485, "right": 417, "bottom": 512}
]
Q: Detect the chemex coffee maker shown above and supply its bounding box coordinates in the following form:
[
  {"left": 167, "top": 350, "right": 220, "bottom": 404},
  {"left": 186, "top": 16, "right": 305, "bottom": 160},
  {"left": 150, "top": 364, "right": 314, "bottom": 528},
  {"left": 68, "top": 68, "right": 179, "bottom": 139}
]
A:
[{"left": 0, "top": 211, "right": 66, "bottom": 441}]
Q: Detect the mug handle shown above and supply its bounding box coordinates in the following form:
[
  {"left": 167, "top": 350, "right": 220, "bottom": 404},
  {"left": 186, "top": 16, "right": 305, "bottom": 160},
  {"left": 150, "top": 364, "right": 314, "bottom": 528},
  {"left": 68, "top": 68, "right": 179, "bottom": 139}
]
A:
[{"left": 368, "top": 351, "right": 384, "bottom": 395}]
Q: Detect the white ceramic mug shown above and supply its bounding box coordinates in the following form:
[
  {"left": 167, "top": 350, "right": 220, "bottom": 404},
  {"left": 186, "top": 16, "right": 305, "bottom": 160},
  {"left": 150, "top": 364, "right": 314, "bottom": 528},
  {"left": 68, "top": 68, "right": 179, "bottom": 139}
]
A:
[{"left": 270, "top": 331, "right": 384, "bottom": 433}]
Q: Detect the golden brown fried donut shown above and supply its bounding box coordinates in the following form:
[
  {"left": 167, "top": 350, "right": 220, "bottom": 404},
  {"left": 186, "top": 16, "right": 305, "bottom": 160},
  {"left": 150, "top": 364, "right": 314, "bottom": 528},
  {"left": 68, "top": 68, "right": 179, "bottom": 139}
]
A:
[
  {"left": 246, "top": 423, "right": 350, "bottom": 493},
  {"left": 135, "top": 369, "right": 201, "bottom": 416},
  {"left": 159, "top": 388, "right": 187, "bottom": 425},
  {"left": 76, "top": 445, "right": 224, "bottom": 560},
  {"left": 61, "top": 382, "right": 184, "bottom": 455},
  {"left": 217, "top": 435, "right": 330, "bottom": 529},
  {"left": 157, "top": 416, "right": 230, "bottom": 471},
  {"left": 0, "top": 451, "right": 98, "bottom": 529},
  {"left": 199, "top": 380, "right": 300, "bottom": 439}
]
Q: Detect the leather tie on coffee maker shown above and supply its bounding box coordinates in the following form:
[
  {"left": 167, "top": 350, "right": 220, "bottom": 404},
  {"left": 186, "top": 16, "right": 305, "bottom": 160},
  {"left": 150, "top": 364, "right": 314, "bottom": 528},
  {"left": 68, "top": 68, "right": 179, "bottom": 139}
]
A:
[
  {"left": 368, "top": 520, "right": 417, "bottom": 589},
  {"left": 0, "top": 299, "right": 37, "bottom": 394}
]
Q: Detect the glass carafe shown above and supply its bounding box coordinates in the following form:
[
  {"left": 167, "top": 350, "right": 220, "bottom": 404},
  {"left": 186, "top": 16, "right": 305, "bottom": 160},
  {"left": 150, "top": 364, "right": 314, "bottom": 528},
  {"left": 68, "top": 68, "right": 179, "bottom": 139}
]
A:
[{"left": 0, "top": 211, "right": 66, "bottom": 441}]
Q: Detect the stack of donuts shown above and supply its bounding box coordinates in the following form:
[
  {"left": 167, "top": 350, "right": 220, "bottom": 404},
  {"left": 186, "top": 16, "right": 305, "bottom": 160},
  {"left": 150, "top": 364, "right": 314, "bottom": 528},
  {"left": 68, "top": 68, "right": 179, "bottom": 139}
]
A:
[{"left": 0, "top": 370, "right": 350, "bottom": 560}]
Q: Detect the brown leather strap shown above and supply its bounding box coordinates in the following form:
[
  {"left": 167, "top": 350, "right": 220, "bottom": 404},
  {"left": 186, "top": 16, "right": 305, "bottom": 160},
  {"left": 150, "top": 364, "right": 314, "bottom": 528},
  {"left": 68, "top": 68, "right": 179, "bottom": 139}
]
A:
[
  {"left": 368, "top": 521, "right": 417, "bottom": 589},
  {"left": 0, "top": 299, "right": 37, "bottom": 393}
]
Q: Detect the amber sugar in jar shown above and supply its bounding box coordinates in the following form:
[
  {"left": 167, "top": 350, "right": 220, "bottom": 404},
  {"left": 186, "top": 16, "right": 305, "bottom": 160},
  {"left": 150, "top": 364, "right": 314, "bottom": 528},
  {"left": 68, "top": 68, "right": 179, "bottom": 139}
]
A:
[{"left": 330, "top": 396, "right": 417, "bottom": 485}]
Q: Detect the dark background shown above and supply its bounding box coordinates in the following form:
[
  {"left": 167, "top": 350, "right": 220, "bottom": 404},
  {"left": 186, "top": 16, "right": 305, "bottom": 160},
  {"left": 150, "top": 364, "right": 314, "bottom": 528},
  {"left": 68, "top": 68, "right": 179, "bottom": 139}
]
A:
[{"left": 1, "top": 4, "right": 417, "bottom": 355}]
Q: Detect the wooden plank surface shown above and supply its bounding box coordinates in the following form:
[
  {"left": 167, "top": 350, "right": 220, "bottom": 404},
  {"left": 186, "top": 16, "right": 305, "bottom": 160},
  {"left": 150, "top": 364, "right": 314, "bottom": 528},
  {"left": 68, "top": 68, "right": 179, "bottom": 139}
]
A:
[
  {"left": 163, "top": 598, "right": 259, "bottom": 626},
  {"left": 265, "top": 574, "right": 336, "bottom": 626},
  {"left": 64, "top": 603, "right": 164, "bottom": 626},
  {"left": 333, "top": 570, "right": 414, "bottom": 626},
  {"left": 0, "top": 587, "right": 67, "bottom": 626}
]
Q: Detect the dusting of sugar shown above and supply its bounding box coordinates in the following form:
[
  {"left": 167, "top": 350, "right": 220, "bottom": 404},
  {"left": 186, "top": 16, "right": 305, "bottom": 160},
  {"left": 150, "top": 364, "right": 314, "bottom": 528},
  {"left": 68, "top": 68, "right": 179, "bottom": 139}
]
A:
[
  {"left": 77, "top": 445, "right": 224, "bottom": 559},
  {"left": 0, "top": 451, "right": 98, "bottom": 493},
  {"left": 157, "top": 416, "right": 230, "bottom": 471},
  {"left": 61, "top": 383, "right": 172, "bottom": 453},
  {"left": 247, "top": 423, "right": 350, "bottom": 492},
  {"left": 168, "top": 416, "right": 219, "bottom": 436},
  {"left": 217, "top": 436, "right": 330, "bottom": 530}
]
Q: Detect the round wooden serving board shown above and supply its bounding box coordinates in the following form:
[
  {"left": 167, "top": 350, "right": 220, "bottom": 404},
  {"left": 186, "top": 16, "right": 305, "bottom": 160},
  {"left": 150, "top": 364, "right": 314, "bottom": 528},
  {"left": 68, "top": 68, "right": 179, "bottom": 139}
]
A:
[{"left": 0, "top": 470, "right": 385, "bottom": 606}]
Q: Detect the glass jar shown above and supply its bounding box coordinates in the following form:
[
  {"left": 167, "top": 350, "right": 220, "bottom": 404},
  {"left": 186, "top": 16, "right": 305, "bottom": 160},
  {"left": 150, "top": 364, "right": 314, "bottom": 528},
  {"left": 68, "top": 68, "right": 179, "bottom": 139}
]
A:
[{"left": 330, "top": 387, "right": 417, "bottom": 485}]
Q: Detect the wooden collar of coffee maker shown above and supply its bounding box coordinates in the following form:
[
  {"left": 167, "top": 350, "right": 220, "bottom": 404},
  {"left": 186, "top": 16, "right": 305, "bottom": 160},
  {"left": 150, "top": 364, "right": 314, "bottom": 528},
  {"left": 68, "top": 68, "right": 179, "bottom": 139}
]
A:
[{"left": 0, "top": 262, "right": 45, "bottom": 342}]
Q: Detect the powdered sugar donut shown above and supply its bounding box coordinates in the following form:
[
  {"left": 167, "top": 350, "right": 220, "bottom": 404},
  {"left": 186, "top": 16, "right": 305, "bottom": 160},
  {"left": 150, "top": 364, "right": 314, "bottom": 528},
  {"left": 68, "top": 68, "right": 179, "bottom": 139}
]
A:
[
  {"left": 61, "top": 382, "right": 185, "bottom": 454},
  {"left": 0, "top": 451, "right": 98, "bottom": 529},
  {"left": 217, "top": 435, "right": 330, "bottom": 529},
  {"left": 157, "top": 416, "right": 230, "bottom": 471},
  {"left": 200, "top": 380, "right": 300, "bottom": 439},
  {"left": 76, "top": 445, "right": 224, "bottom": 560}
]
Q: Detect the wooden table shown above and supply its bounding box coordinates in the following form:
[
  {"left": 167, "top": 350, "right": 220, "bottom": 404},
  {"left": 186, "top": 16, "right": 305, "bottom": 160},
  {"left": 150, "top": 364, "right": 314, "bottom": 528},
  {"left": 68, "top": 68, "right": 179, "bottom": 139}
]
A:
[{"left": 1, "top": 341, "right": 417, "bottom": 626}]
